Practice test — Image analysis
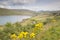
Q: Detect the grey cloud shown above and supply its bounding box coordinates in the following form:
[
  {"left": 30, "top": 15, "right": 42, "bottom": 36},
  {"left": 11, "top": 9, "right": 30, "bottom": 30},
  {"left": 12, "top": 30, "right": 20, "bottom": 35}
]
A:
[
  {"left": 0, "top": 0, "right": 60, "bottom": 10},
  {"left": 0, "top": 0, "right": 36, "bottom": 6}
]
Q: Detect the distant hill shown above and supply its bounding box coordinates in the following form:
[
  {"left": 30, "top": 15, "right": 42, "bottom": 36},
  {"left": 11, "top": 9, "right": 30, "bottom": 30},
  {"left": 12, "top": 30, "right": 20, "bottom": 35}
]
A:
[
  {"left": 0, "top": 8, "right": 60, "bottom": 16},
  {"left": 0, "top": 8, "right": 37, "bottom": 16},
  {"left": 38, "top": 10, "right": 60, "bottom": 16}
]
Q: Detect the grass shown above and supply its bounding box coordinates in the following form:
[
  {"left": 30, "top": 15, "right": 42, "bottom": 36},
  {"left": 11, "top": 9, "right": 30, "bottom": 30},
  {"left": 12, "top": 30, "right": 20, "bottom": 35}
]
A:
[{"left": 0, "top": 14, "right": 60, "bottom": 40}]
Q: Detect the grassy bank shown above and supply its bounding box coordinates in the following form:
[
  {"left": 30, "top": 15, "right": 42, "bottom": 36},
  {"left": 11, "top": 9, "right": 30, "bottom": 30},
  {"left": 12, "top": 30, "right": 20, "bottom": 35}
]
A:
[{"left": 0, "top": 13, "right": 60, "bottom": 40}]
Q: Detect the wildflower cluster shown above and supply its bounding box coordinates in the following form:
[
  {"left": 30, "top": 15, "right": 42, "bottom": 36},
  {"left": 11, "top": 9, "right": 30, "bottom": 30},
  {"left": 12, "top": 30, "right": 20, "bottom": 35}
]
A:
[
  {"left": 10, "top": 32, "right": 35, "bottom": 40},
  {"left": 17, "top": 31, "right": 28, "bottom": 38},
  {"left": 30, "top": 33, "right": 35, "bottom": 38},
  {"left": 32, "top": 22, "right": 44, "bottom": 35},
  {"left": 33, "top": 22, "right": 43, "bottom": 31},
  {"left": 35, "top": 23, "right": 43, "bottom": 28}
]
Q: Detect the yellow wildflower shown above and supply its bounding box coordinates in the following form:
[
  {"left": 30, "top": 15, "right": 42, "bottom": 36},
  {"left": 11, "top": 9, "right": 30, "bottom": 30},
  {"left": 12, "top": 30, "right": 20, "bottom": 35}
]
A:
[
  {"left": 23, "top": 32, "right": 28, "bottom": 38},
  {"left": 17, "top": 33, "right": 23, "bottom": 39},
  {"left": 17, "top": 32, "right": 24, "bottom": 39},
  {"left": 35, "top": 23, "right": 43, "bottom": 28},
  {"left": 30, "top": 33, "right": 35, "bottom": 38},
  {"left": 10, "top": 34, "right": 17, "bottom": 39},
  {"left": 17, "top": 31, "right": 29, "bottom": 38}
]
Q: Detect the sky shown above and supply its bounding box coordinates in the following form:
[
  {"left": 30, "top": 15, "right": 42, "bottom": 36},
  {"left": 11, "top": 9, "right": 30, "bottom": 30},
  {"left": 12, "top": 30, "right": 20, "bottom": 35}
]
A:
[{"left": 0, "top": 0, "right": 60, "bottom": 11}]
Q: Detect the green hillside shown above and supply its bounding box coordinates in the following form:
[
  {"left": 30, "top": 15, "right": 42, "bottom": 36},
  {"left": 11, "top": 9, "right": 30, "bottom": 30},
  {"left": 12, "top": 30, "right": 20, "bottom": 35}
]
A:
[
  {"left": 0, "top": 12, "right": 60, "bottom": 40},
  {"left": 0, "top": 8, "right": 36, "bottom": 16},
  {"left": 0, "top": 8, "right": 60, "bottom": 40},
  {"left": 0, "top": 8, "right": 60, "bottom": 16}
]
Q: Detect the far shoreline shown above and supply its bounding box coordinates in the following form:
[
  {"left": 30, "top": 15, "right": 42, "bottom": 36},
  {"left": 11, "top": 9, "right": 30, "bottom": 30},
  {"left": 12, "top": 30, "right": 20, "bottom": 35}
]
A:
[{"left": 0, "top": 14, "right": 32, "bottom": 16}]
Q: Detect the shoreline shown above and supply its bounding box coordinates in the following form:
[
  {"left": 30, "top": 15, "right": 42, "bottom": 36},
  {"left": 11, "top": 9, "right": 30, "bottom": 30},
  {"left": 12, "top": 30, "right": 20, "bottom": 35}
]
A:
[{"left": 0, "top": 15, "right": 32, "bottom": 16}]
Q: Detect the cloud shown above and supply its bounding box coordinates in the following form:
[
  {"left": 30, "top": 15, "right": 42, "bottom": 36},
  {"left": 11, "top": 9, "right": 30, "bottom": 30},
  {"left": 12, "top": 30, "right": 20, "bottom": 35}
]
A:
[
  {"left": 0, "top": 0, "right": 36, "bottom": 6},
  {"left": 12, "top": 0, "right": 36, "bottom": 4},
  {"left": 0, "top": 0, "right": 60, "bottom": 11}
]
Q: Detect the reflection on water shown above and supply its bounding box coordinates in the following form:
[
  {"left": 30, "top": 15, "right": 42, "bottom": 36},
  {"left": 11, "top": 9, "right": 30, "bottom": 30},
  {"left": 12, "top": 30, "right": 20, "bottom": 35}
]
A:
[{"left": 0, "top": 15, "right": 31, "bottom": 25}]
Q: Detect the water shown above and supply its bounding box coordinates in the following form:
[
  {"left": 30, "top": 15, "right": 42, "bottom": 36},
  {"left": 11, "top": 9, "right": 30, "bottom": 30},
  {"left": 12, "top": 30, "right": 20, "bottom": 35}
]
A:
[{"left": 0, "top": 15, "right": 31, "bottom": 25}]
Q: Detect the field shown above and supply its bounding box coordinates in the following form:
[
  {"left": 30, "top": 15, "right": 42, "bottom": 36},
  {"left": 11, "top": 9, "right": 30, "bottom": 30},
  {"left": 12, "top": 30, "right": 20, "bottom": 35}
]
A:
[{"left": 0, "top": 12, "right": 60, "bottom": 40}]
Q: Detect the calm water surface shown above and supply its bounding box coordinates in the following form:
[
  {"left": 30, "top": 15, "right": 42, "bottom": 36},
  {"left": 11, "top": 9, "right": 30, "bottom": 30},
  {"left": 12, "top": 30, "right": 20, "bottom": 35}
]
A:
[{"left": 0, "top": 15, "right": 31, "bottom": 25}]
